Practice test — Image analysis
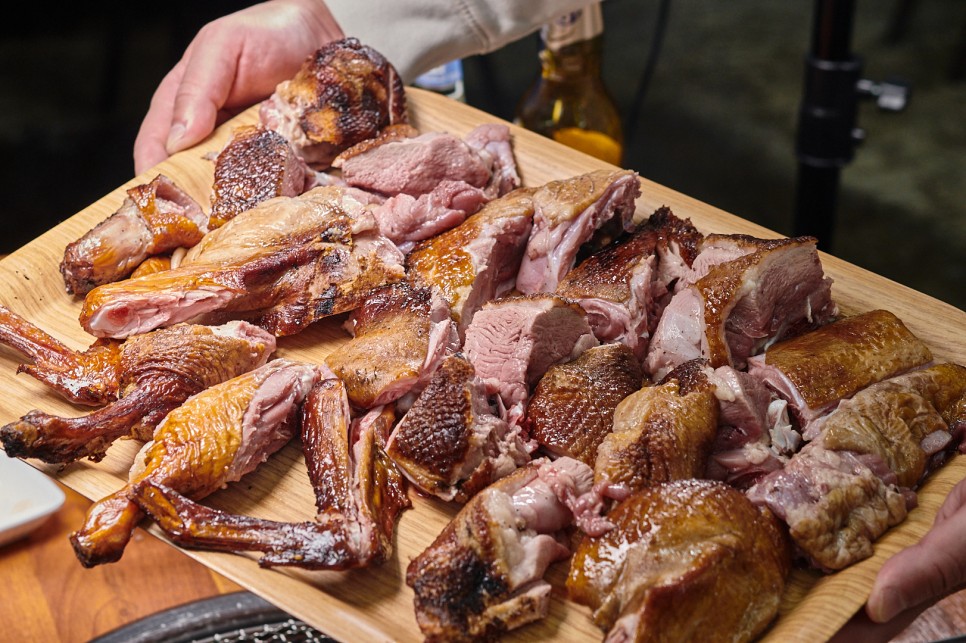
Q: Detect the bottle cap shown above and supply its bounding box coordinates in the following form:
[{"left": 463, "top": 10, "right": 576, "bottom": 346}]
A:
[{"left": 542, "top": 4, "right": 604, "bottom": 50}]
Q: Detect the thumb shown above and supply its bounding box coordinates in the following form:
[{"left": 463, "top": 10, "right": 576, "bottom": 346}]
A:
[
  {"left": 164, "top": 42, "right": 238, "bottom": 156},
  {"left": 866, "top": 480, "right": 966, "bottom": 622}
]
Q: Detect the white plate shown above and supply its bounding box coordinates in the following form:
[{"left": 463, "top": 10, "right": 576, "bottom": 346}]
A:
[{"left": 0, "top": 456, "right": 65, "bottom": 547}]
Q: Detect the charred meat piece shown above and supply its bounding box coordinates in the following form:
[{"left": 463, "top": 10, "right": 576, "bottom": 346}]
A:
[
  {"left": 747, "top": 309, "right": 934, "bottom": 425},
  {"left": 325, "top": 281, "right": 459, "bottom": 410},
  {"left": 645, "top": 234, "right": 838, "bottom": 380},
  {"left": 407, "top": 187, "right": 535, "bottom": 334},
  {"left": 595, "top": 359, "right": 719, "bottom": 500},
  {"left": 1, "top": 321, "right": 275, "bottom": 464},
  {"left": 209, "top": 125, "right": 311, "bottom": 228},
  {"left": 0, "top": 304, "right": 123, "bottom": 406},
  {"left": 385, "top": 354, "right": 531, "bottom": 503},
  {"left": 61, "top": 175, "right": 207, "bottom": 295},
  {"left": 336, "top": 123, "right": 519, "bottom": 199},
  {"left": 69, "top": 359, "right": 322, "bottom": 567},
  {"left": 407, "top": 457, "right": 595, "bottom": 642},
  {"left": 567, "top": 479, "right": 791, "bottom": 643},
  {"left": 556, "top": 206, "right": 702, "bottom": 357},
  {"left": 748, "top": 363, "right": 966, "bottom": 570},
  {"left": 80, "top": 189, "right": 405, "bottom": 338},
  {"left": 526, "top": 343, "right": 643, "bottom": 467},
  {"left": 259, "top": 38, "right": 407, "bottom": 169},
  {"left": 516, "top": 169, "right": 640, "bottom": 295},
  {"left": 131, "top": 380, "right": 410, "bottom": 570}
]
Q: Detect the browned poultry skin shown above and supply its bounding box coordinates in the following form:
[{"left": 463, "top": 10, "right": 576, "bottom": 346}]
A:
[
  {"left": 759, "top": 309, "right": 933, "bottom": 416},
  {"left": 406, "top": 187, "right": 536, "bottom": 329},
  {"left": 1, "top": 322, "right": 274, "bottom": 464},
  {"left": 325, "top": 281, "right": 436, "bottom": 409},
  {"left": 567, "top": 479, "right": 791, "bottom": 643},
  {"left": 129, "top": 255, "right": 171, "bottom": 279},
  {"left": 527, "top": 343, "right": 644, "bottom": 466},
  {"left": 129, "top": 380, "right": 410, "bottom": 570},
  {"left": 60, "top": 175, "right": 206, "bottom": 295},
  {"left": 209, "top": 125, "right": 309, "bottom": 228},
  {"left": 264, "top": 38, "right": 408, "bottom": 169},
  {"left": 595, "top": 360, "right": 719, "bottom": 495},
  {"left": 556, "top": 206, "right": 701, "bottom": 305},
  {"left": 0, "top": 304, "right": 122, "bottom": 405},
  {"left": 70, "top": 359, "right": 319, "bottom": 567}
]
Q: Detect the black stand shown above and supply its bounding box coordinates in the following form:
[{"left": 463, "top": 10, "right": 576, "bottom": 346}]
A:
[{"left": 793, "top": 0, "right": 911, "bottom": 250}]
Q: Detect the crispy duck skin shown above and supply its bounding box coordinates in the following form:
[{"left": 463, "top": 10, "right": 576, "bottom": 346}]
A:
[
  {"left": 407, "top": 186, "right": 536, "bottom": 334},
  {"left": 0, "top": 304, "right": 122, "bottom": 405},
  {"left": 595, "top": 359, "right": 719, "bottom": 499},
  {"left": 258, "top": 38, "right": 408, "bottom": 170},
  {"left": 131, "top": 381, "right": 410, "bottom": 570},
  {"left": 406, "top": 457, "right": 594, "bottom": 642},
  {"left": 555, "top": 207, "right": 703, "bottom": 356},
  {"left": 325, "top": 280, "right": 458, "bottom": 409},
  {"left": 747, "top": 309, "right": 934, "bottom": 424},
  {"left": 386, "top": 354, "right": 531, "bottom": 503},
  {"left": 61, "top": 175, "right": 207, "bottom": 295},
  {"left": 209, "top": 125, "right": 310, "bottom": 229},
  {"left": 527, "top": 343, "right": 644, "bottom": 466},
  {"left": 567, "top": 479, "right": 791, "bottom": 643},
  {"left": 69, "top": 359, "right": 321, "bottom": 567},
  {"left": 1, "top": 321, "right": 275, "bottom": 464}
]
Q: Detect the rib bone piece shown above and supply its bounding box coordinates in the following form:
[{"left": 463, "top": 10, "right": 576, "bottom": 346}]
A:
[
  {"left": 406, "top": 456, "right": 595, "bottom": 642},
  {"left": 130, "top": 380, "right": 410, "bottom": 570},
  {"left": 60, "top": 174, "right": 207, "bottom": 295},
  {"left": 1, "top": 320, "right": 276, "bottom": 464},
  {"left": 69, "top": 359, "right": 322, "bottom": 567}
]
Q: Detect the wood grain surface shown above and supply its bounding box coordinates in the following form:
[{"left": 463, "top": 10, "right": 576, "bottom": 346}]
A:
[{"left": 0, "top": 89, "right": 964, "bottom": 642}]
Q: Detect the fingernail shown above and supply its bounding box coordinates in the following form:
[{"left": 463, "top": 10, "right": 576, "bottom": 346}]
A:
[
  {"left": 165, "top": 123, "right": 186, "bottom": 153},
  {"left": 877, "top": 587, "right": 907, "bottom": 622}
]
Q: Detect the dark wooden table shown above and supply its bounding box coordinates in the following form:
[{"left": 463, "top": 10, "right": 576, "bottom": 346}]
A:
[{"left": 1, "top": 481, "right": 964, "bottom": 642}]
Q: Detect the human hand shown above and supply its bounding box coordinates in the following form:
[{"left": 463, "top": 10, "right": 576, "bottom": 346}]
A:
[
  {"left": 831, "top": 476, "right": 966, "bottom": 643},
  {"left": 133, "top": 0, "right": 343, "bottom": 174}
]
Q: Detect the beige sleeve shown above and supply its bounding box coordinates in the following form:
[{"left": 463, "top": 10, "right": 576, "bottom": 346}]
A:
[{"left": 324, "top": 0, "right": 603, "bottom": 82}]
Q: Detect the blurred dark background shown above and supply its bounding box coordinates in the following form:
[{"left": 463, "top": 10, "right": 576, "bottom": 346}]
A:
[{"left": 2, "top": 1, "right": 963, "bottom": 309}]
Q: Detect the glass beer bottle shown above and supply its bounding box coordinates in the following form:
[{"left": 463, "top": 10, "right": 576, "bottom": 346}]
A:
[{"left": 515, "top": 3, "right": 624, "bottom": 166}]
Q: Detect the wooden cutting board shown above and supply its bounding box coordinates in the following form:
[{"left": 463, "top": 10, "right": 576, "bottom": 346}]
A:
[{"left": 0, "top": 89, "right": 963, "bottom": 642}]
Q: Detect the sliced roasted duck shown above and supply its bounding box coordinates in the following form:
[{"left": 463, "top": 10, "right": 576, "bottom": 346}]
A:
[
  {"left": 406, "top": 457, "right": 595, "bottom": 641},
  {"left": 645, "top": 234, "right": 838, "bottom": 380},
  {"left": 526, "top": 343, "right": 643, "bottom": 467},
  {"left": 748, "top": 362, "right": 966, "bottom": 570},
  {"left": 259, "top": 37, "right": 408, "bottom": 170},
  {"left": 555, "top": 206, "right": 702, "bottom": 358},
  {"left": 209, "top": 125, "right": 311, "bottom": 228},
  {"left": 325, "top": 280, "right": 459, "bottom": 410},
  {"left": 1, "top": 320, "right": 275, "bottom": 464},
  {"left": 567, "top": 479, "right": 791, "bottom": 643},
  {"left": 516, "top": 169, "right": 640, "bottom": 295},
  {"left": 747, "top": 309, "right": 934, "bottom": 425},
  {"left": 595, "top": 359, "right": 719, "bottom": 500},
  {"left": 69, "top": 358, "right": 322, "bottom": 567},
  {"left": 79, "top": 188, "right": 405, "bottom": 338},
  {"left": 406, "top": 186, "right": 535, "bottom": 335},
  {"left": 131, "top": 379, "right": 410, "bottom": 570},
  {"left": 60, "top": 175, "right": 207, "bottom": 295},
  {"left": 385, "top": 354, "right": 531, "bottom": 503}
]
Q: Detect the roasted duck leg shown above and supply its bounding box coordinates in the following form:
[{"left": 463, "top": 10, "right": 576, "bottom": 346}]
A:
[
  {"left": 0, "top": 304, "right": 122, "bottom": 406},
  {"left": 1, "top": 321, "right": 275, "bottom": 464},
  {"left": 69, "top": 359, "right": 322, "bottom": 567},
  {"left": 131, "top": 379, "right": 411, "bottom": 570}
]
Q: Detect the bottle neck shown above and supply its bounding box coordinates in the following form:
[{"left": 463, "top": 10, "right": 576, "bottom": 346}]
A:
[{"left": 539, "top": 5, "right": 605, "bottom": 81}]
